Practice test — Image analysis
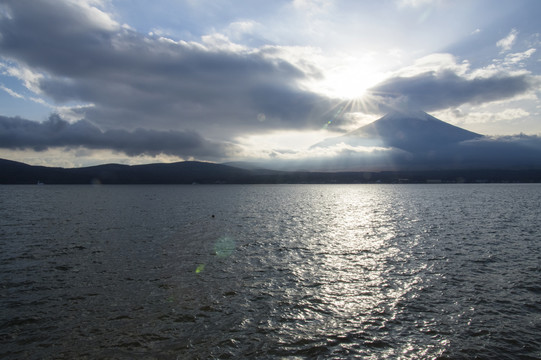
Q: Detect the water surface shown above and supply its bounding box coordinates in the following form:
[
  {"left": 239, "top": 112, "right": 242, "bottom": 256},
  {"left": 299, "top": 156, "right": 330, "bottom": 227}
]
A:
[{"left": 1, "top": 184, "right": 540, "bottom": 359}]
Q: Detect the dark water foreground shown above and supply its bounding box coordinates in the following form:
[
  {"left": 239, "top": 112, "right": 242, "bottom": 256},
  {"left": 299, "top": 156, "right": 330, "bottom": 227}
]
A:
[{"left": 1, "top": 184, "right": 540, "bottom": 359}]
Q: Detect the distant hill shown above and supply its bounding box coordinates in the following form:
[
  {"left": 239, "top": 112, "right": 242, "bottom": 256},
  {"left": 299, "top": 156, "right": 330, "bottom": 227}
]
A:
[
  {"left": 1, "top": 158, "right": 541, "bottom": 184},
  {"left": 0, "top": 159, "right": 256, "bottom": 184}
]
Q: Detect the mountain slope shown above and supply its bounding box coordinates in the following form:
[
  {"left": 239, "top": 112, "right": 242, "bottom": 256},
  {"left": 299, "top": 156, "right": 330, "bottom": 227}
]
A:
[
  {"left": 314, "top": 110, "right": 482, "bottom": 152},
  {"left": 309, "top": 110, "right": 541, "bottom": 171}
]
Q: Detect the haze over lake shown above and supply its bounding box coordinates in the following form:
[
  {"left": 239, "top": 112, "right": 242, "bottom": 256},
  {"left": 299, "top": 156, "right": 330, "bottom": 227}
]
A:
[{"left": 1, "top": 184, "right": 540, "bottom": 359}]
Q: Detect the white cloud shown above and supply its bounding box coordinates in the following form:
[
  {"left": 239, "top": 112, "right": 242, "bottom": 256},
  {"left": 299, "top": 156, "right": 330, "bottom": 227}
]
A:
[
  {"left": 0, "top": 62, "right": 43, "bottom": 94},
  {"left": 396, "top": 0, "right": 437, "bottom": 8},
  {"left": 292, "top": 0, "right": 332, "bottom": 13},
  {"left": 271, "top": 143, "right": 389, "bottom": 160},
  {"left": 225, "top": 20, "right": 259, "bottom": 40},
  {"left": 64, "top": 0, "right": 119, "bottom": 32},
  {"left": 200, "top": 33, "right": 249, "bottom": 52},
  {"left": 55, "top": 103, "right": 96, "bottom": 122},
  {"left": 0, "top": 84, "right": 23, "bottom": 99},
  {"left": 0, "top": 147, "right": 185, "bottom": 168},
  {"left": 236, "top": 139, "right": 399, "bottom": 172},
  {"left": 392, "top": 53, "right": 470, "bottom": 78},
  {"left": 469, "top": 48, "right": 537, "bottom": 80},
  {"left": 469, "top": 108, "right": 530, "bottom": 123},
  {"left": 24, "top": 95, "right": 94, "bottom": 123},
  {"left": 497, "top": 28, "right": 518, "bottom": 53},
  {"left": 504, "top": 48, "right": 536, "bottom": 65},
  {"left": 438, "top": 108, "right": 530, "bottom": 125}
]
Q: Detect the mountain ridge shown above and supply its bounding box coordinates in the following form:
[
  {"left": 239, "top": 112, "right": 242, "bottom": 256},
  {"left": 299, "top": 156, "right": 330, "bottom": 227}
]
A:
[
  {"left": 0, "top": 159, "right": 253, "bottom": 184},
  {"left": 1, "top": 158, "right": 541, "bottom": 184}
]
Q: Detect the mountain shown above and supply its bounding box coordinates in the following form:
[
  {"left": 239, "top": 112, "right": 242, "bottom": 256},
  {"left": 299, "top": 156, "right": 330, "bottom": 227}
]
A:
[
  {"left": 313, "top": 109, "right": 482, "bottom": 152},
  {"left": 0, "top": 159, "right": 255, "bottom": 184},
  {"left": 350, "top": 110, "right": 482, "bottom": 151},
  {"left": 309, "top": 109, "right": 541, "bottom": 171},
  {"left": 1, "top": 158, "right": 541, "bottom": 184}
]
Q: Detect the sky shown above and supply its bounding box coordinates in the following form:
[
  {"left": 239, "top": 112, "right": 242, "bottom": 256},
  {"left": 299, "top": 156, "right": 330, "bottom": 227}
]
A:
[{"left": 0, "top": 0, "right": 540, "bottom": 168}]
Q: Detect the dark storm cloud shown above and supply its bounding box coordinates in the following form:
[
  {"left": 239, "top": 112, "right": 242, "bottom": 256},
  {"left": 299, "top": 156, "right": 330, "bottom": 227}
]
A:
[
  {"left": 0, "top": 114, "right": 238, "bottom": 158},
  {"left": 369, "top": 70, "right": 535, "bottom": 112},
  {"left": 0, "top": 0, "right": 334, "bottom": 137}
]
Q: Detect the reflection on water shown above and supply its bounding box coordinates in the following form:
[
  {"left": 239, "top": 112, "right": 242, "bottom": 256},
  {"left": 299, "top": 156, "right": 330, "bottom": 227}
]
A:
[
  {"left": 1, "top": 184, "right": 540, "bottom": 359},
  {"left": 260, "top": 187, "right": 448, "bottom": 358}
]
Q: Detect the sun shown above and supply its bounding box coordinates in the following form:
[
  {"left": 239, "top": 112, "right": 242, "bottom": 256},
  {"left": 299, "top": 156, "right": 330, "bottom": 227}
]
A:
[
  {"left": 323, "top": 69, "right": 370, "bottom": 100},
  {"left": 313, "top": 62, "right": 387, "bottom": 101}
]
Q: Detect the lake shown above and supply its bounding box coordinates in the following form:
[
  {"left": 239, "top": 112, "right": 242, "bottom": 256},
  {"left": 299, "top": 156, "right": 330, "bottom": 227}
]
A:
[{"left": 1, "top": 184, "right": 540, "bottom": 359}]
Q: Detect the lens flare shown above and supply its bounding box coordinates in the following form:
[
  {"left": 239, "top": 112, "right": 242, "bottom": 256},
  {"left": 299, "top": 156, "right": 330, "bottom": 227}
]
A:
[
  {"left": 214, "top": 235, "right": 236, "bottom": 258},
  {"left": 195, "top": 263, "right": 206, "bottom": 273}
]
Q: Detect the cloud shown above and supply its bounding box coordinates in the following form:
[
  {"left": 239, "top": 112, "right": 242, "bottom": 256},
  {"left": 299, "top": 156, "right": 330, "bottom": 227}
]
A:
[
  {"left": 462, "top": 108, "right": 530, "bottom": 124},
  {"left": 266, "top": 133, "right": 541, "bottom": 171},
  {"left": 1, "top": 0, "right": 540, "bottom": 167},
  {"left": 365, "top": 53, "right": 537, "bottom": 112},
  {"left": 254, "top": 134, "right": 541, "bottom": 171},
  {"left": 248, "top": 143, "right": 407, "bottom": 172},
  {"left": 503, "top": 48, "right": 536, "bottom": 65},
  {"left": 455, "top": 135, "right": 541, "bottom": 168},
  {"left": 0, "top": 0, "right": 335, "bottom": 139},
  {"left": 396, "top": 0, "right": 437, "bottom": 8},
  {"left": 497, "top": 28, "right": 518, "bottom": 53},
  {"left": 291, "top": 0, "right": 332, "bottom": 14},
  {"left": 0, "top": 114, "right": 238, "bottom": 159},
  {"left": 369, "top": 70, "right": 534, "bottom": 112},
  {"left": 0, "top": 62, "right": 43, "bottom": 94},
  {"left": 432, "top": 107, "right": 533, "bottom": 130},
  {"left": 0, "top": 83, "right": 23, "bottom": 98}
]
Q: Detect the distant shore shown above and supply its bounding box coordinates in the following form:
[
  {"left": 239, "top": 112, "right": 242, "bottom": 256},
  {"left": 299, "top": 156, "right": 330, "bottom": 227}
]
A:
[{"left": 2, "top": 158, "right": 541, "bottom": 184}]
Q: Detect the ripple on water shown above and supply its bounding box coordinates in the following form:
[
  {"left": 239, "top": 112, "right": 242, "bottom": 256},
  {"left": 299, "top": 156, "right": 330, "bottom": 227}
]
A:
[{"left": 0, "top": 184, "right": 540, "bottom": 359}]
